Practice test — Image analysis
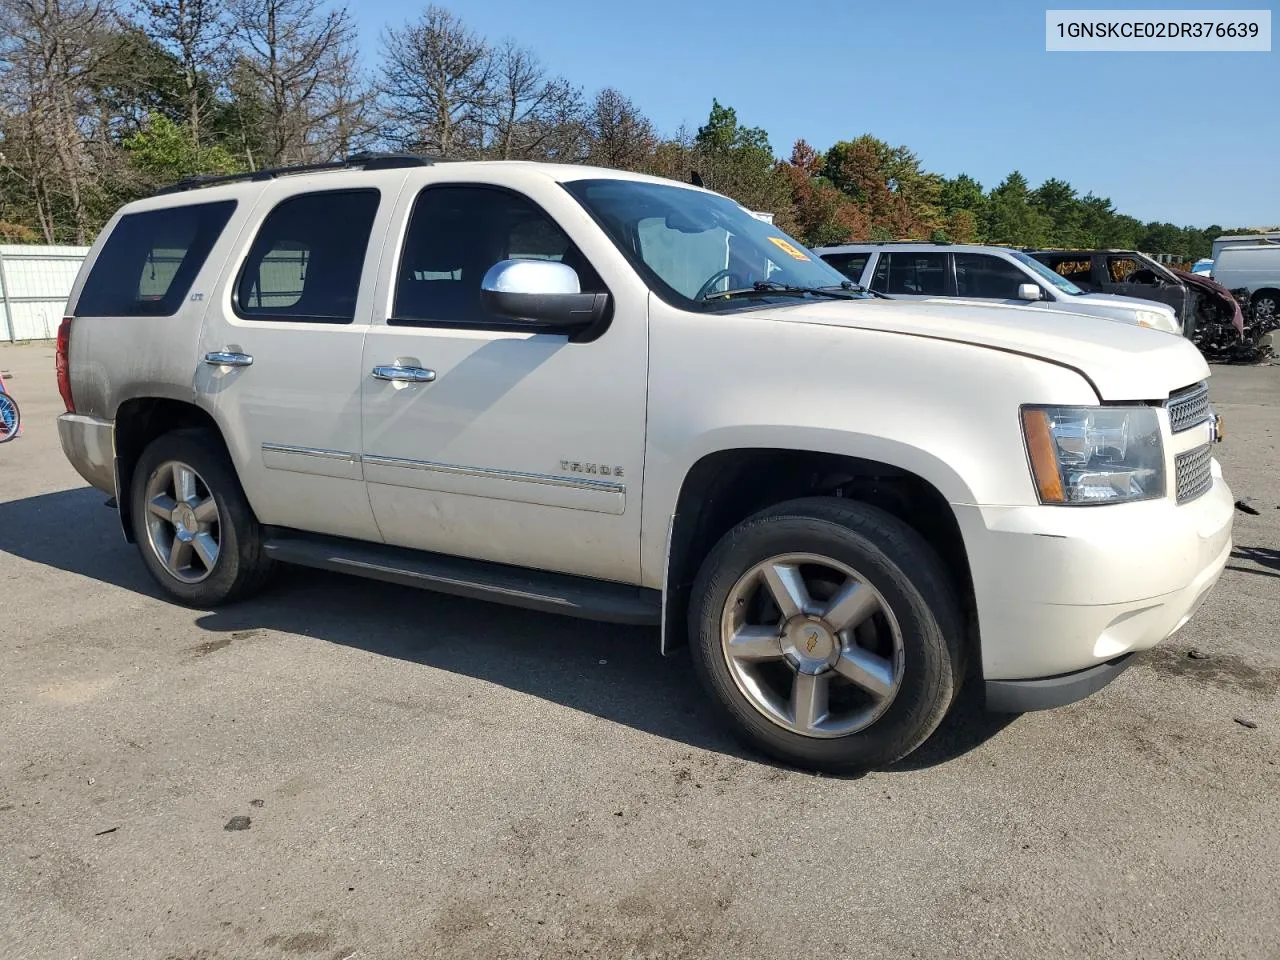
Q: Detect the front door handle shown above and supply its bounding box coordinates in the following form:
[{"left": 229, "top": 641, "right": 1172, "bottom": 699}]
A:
[
  {"left": 372, "top": 364, "right": 436, "bottom": 383},
  {"left": 204, "top": 351, "right": 254, "bottom": 367}
]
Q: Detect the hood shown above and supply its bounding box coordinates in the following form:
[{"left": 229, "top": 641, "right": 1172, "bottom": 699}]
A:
[
  {"left": 1170, "top": 267, "right": 1245, "bottom": 335},
  {"left": 1070, "top": 291, "right": 1178, "bottom": 316},
  {"left": 766, "top": 298, "right": 1210, "bottom": 401}
]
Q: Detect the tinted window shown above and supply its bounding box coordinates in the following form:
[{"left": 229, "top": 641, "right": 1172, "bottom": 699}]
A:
[
  {"left": 75, "top": 201, "right": 236, "bottom": 317},
  {"left": 822, "top": 253, "right": 871, "bottom": 282},
  {"left": 236, "top": 190, "right": 379, "bottom": 323},
  {"left": 870, "top": 255, "right": 890, "bottom": 293},
  {"left": 881, "top": 252, "right": 947, "bottom": 295},
  {"left": 394, "top": 186, "right": 604, "bottom": 326},
  {"left": 954, "top": 253, "right": 1030, "bottom": 298},
  {"left": 1107, "top": 256, "right": 1142, "bottom": 283}
]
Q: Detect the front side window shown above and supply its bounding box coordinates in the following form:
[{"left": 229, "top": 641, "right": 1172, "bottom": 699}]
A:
[
  {"left": 394, "top": 185, "right": 605, "bottom": 326},
  {"left": 1012, "top": 251, "right": 1084, "bottom": 295},
  {"left": 879, "top": 252, "right": 947, "bottom": 296},
  {"left": 76, "top": 200, "right": 236, "bottom": 317},
  {"left": 236, "top": 189, "right": 380, "bottom": 323},
  {"left": 563, "top": 179, "right": 857, "bottom": 309},
  {"left": 954, "top": 253, "right": 1030, "bottom": 299}
]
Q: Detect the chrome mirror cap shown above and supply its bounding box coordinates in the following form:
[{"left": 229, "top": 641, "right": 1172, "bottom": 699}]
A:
[{"left": 481, "top": 259, "right": 581, "bottom": 296}]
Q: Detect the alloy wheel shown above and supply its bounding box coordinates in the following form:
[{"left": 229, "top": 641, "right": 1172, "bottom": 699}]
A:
[
  {"left": 720, "top": 552, "right": 905, "bottom": 738},
  {"left": 143, "top": 460, "right": 221, "bottom": 584}
]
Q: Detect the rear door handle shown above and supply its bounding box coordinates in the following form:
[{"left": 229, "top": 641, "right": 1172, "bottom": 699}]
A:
[
  {"left": 373, "top": 364, "right": 436, "bottom": 383},
  {"left": 204, "top": 351, "right": 254, "bottom": 367}
]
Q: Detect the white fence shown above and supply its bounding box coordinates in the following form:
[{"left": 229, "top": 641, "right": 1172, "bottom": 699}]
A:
[{"left": 0, "top": 245, "right": 90, "bottom": 341}]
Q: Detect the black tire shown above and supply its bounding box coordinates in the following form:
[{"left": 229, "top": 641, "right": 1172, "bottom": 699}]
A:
[
  {"left": 130, "top": 428, "right": 276, "bottom": 606},
  {"left": 0, "top": 393, "right": 19, "bottom": 442},
  {"left": 688, "top": 497, "right": 965, "bottom": 773}
]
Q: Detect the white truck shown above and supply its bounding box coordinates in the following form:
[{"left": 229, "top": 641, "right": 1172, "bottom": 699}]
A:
[{"left": 56, "top": 155, "right": 1233, "bottom": 771}]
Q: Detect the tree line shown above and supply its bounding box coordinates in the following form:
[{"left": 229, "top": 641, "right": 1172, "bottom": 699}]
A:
[{"left": 0, "top": 0, "right": 1256, "bottom": 258}]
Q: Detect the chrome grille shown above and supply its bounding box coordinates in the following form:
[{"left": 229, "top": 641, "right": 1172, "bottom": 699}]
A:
[
  {"left": 1175, "top": 443, "right": 1214, "bottom": 504},
  {"left": 1166, "top": 382, "right": 1211, "bottom": 433}
]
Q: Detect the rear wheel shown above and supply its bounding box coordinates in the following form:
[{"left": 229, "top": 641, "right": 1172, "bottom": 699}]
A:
[
  {"left": 688, "top": 497, "right": 964, "bottom": 773},
  {"left": 130, "top": 430, "right": 275, "bottom": 606}
]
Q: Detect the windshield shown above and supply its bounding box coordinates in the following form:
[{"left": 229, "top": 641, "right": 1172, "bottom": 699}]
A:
[
  {"left": 563, "top": 178, "right": 858, "bottom": 308},
  {"left": 1011, "top": 250, "right": 1085, "bottom": 296}
]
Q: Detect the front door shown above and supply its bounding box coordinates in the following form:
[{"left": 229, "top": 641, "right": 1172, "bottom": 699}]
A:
[
  {"left": 358, "top": 181, "right": 647, "bottom": 584},
  {"left": 196, "top": 178, "right": 403, "bottom": 542},
  {"left": 1101, "top": 254, "right": 1189, "bottom": 318}
]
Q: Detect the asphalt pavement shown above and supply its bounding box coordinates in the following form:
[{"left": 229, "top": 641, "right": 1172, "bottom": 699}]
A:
[{"left": 1, "top": 342, "right": 1277, "bottom": 960}]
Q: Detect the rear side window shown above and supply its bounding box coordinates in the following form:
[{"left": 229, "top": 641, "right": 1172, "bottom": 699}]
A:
[
  {"left": 75, "top": 200, "right": 236, "bottom": 317},
  {"left": 236, "top": 189, "right": 380, "bottom": 323},
  {"left": 878, "top": 252, "right": 947, "bottom": 296},
  {"left": 821, "top": 253, "right": 870, "bottom": 282},
  {"left": 1042, "top": 256, "right": 1093, "bottom": 284}
]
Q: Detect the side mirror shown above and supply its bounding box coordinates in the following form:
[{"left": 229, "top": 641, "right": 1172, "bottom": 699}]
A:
[
  {"left": 480, "top": 259, "right": 609, "bottom": 329},
  {"left": 1017, "top": 283, "right": 1042, "bottom": 301}
]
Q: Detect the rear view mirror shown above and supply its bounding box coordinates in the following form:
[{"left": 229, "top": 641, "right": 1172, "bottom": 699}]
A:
[
  {"left": 480, "top": 259, "right": 609, "bottom": 329},
  {"left": 1017, "top": 283, "right": 1042, "bottom": 301}
]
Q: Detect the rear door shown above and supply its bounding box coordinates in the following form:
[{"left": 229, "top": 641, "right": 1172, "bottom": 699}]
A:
[{"left": 196, "top": 174, "right": 406, "bottom": 542}]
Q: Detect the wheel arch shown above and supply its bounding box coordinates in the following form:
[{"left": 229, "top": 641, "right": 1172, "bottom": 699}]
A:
[
  {"left": 660, "top": 447, "right": 975, "bottom": 658},
  {"left": 113, "top": 397, "right": 231, "bottom": 542}
]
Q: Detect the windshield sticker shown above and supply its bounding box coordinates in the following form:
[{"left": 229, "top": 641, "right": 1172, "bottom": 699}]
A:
[{"left": 766, "top": 236, "right": 810, "bottom": 261}]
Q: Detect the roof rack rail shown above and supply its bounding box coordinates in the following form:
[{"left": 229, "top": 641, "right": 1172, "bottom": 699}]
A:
[{"left": 155, "top": 151, "right": 435, "bottom": 195}]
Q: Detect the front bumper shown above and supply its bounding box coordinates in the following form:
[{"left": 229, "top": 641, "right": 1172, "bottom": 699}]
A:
[
  {"left": 955, "top": 462, "right": 1233, "bottom": 699},
  {"left": 57, "top": 413, "right": 115, "bottom": 495}
]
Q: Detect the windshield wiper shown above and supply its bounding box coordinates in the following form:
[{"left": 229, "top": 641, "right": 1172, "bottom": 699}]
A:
[{"left": 700, "top": 280, "right": 874, "bottom": 302}]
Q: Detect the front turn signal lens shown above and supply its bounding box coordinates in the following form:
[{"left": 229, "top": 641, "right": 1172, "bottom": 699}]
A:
[{"left": 1021, "top": 408, "right": 1066, "bottom": 503}]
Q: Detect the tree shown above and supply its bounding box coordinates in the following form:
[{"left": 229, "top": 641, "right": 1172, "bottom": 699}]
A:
[
  {"left": 378, "top": 5, "right": 491, "bottom": 158},
  {"left": 825, "top": 136, "right": 942, "bottom": 239},
  {"left": 486, "top": 40, "right": 581, "bottom": 160},
  {"left": 228, "top": 0, "right": 362, "bottom": 166},
  {"left": 123, "top": 111, "right": 239, "bottom": 183},
  {"left": 1030, "top": 177, "right": 1081, "bottom": 247},
  {"left": 0, "top": 0, "right": 114, "bottom": 242},
  {"left": 777, "top": 139, "right": 868, "bottom": 246},
  {"left": 982, "top": 171, "right": 1049, "bottom": 247},
  {"left": 136, "top": 0, "right": 226, "bottom": 149},
  {"left": 690, "top": 99, "right": 789, "bottom": 217},
  {"left": 582, "top": 87, "right": 655, "bottom": 170},
  {"left": 940, "top": 173, "right": 984, "bottom": 240}
]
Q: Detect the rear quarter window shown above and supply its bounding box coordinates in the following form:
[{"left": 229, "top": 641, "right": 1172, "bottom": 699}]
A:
[{"left": 75, "top": 200, "right": 236, "bottom": 317}]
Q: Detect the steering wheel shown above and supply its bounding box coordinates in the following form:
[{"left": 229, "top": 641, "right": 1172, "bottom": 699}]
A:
[{"left": 695, "top": 269, "right": 735, "bottom": 301}]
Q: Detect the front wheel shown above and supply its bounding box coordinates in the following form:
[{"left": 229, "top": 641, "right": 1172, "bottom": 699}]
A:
[
  {"left": 1252, "top": 289, "right": 1279, "bottom": 325},
  {"left": 130, "top": 429, "right": 276, "bottom": 606},
  {"left": 0, "top": 392, "right": 19, "bottom": 442},
  {"left": 688, "top": 497, "right": 965, "bottom": 773}
]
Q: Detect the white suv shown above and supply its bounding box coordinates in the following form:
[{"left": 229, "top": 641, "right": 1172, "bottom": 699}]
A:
[
  {"left": 56, "top": 156, "right": 1233, "bottom": 772},
  {"left": 816, "top": 242, "right": 1183, "bottom": 334}
]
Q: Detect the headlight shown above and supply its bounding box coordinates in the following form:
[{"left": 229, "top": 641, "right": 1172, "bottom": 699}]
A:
[
  {"left": 1021, "top": 405, "right": 1165, "bottom": 504},
  {"left": 1135, "top": 310, "right": 1175, "bottom": 332}
]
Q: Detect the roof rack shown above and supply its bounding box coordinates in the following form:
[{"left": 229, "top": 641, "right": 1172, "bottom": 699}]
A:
[{"left": 155, "top": 151, "right": 435, "bottom": 195}]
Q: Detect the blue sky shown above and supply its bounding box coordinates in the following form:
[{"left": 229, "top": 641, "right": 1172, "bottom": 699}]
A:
[{"left": 351, "top": 0, "right": 1278, "bottom": 228}]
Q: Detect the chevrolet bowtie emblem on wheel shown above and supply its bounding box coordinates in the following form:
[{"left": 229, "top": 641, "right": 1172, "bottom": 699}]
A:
[{"left": 805, "top": 632, "right": 819, "bottom": 654}]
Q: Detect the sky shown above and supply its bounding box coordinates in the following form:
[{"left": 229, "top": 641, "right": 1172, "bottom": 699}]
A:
[{"left": 350, "top": 0, "right": 1279, "bottom": 228}]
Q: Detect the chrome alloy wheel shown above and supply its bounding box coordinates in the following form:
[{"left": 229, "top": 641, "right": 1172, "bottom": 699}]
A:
[
  {"left": 143, "top": 460, "right": 221, "bottom": 584},
  {"left": 720, "top": 553, "right": 905, "bottom": 738}
]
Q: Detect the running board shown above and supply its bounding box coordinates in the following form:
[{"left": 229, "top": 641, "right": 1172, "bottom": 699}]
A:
[{"left": 261, "top": 529, "right": 661, "bottom": 626}]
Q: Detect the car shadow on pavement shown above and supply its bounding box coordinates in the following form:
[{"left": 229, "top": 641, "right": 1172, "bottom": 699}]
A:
[
  {"left": 0, "top": 486, "right": 1017, "bottom": 774},
  {"left": 1227, "top": 545, "right": 1280, "bottom": 579}
]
